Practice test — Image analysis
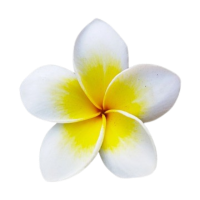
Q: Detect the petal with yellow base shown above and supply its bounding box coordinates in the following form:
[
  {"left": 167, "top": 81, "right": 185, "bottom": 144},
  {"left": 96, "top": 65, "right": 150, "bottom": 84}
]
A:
[
  {"left": 104, "top": 64, "right": 180, "bottom": 122},
  {"left": 40, "top": 115, "right": 106, "bottom": 181},
  {"left": 74, "top": 19, "right": 128, "bottom": 109},
  {"left": 20, "top": 65, "right": 100, "bottom": 123},
  {"left": 100, "top": 110, "right": 157, "bottom": 178}
]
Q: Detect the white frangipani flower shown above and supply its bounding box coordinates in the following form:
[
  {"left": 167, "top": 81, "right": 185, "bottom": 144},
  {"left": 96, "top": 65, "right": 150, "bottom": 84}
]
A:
[{"left": 20, "top": 19, "right": 181, "bottom": 181}]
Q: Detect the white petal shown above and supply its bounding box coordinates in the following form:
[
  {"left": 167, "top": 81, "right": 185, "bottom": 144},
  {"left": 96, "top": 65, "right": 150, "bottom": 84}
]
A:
[
  {"left": 100, "top": 110, "right": 157, "bottom": 178},
  {"left": 104, "top": 64, "right": 181, "bottom": 122},
  {"left": 74, "top": 19, "right": 128, "bottom": 108},
  {"left": 20, "top": 65, "right": 100, "bottom": 123},
  {"left": 40, "top": 115, "right": 106, "bottom": 181}
]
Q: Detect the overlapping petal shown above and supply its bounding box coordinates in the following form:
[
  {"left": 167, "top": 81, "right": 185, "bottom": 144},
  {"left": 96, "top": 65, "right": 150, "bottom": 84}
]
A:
[
  {"left": 20, "top": 65, "right": 100, "bottom": 123},
  {"left": 104, "top": 64, "right": 180, "bottom": 122},
  {"left": 100, "top": 110, "right": 157, "bottom": 178},
  {"left": 40, "top": 115, "right": 106, "bottom": 181},
  {"left": 74, "top": 19, "right": 128, "bottom": 109}
]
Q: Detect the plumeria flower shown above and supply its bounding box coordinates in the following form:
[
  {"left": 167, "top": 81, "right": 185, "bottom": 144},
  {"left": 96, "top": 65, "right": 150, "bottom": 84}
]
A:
[{"left": 20, "top": 19, "right": 180, "bottom": 181}]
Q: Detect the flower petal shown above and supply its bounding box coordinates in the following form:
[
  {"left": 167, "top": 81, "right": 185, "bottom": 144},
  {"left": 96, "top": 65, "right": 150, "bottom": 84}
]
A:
[
  {"left": 104, "top": 64, "right": 180, "bottom": 122},
  {"left": 74, "top": 19, "right": 128, "bottom": 109},
  {"left": 40, "top": 115, "right": 106, "bottom": 181},
  {"left": 20, "top": 65, "right": 100, "bottom": 123},
  {"left": 100, "top": 110, "right": 157, "bottom": 178}
]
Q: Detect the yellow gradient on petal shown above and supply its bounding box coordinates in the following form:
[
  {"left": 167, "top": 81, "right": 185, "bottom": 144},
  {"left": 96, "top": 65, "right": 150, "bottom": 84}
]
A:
[
  {"left": 51, "top": 77, "right": 100, "bottom": 121},
  {"left": 76, "top": 53, "right": 123, "bottom": 109},
  {"left": 101, "top": 112, "right": 140, "bottom": 151},
  {"left": 103, "top": 72, "right": 150, "bottom": 119},
  {"left": 60, "top": 116, "right": 105, "bottom": 155}
]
